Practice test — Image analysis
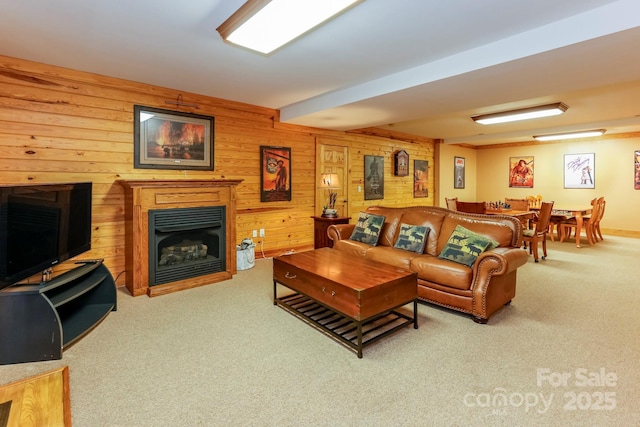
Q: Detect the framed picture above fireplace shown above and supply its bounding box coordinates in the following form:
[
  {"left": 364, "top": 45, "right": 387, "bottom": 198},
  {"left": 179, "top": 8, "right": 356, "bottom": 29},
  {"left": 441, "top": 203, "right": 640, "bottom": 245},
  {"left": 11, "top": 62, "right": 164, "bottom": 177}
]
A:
[{"left": 134, "top": 105, "right": 214, "bottom": 170}]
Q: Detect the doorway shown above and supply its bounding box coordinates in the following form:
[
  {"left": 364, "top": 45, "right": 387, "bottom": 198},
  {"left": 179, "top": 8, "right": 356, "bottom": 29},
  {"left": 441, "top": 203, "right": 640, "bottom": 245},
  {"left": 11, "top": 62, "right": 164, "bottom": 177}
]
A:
[{"left": 316, "top": 140, "right": 349, "bottom": 218}]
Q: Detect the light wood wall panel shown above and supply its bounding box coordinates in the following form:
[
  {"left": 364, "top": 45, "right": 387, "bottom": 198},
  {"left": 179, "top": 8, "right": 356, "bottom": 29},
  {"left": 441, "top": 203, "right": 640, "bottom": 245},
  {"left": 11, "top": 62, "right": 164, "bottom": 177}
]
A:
[{"left": 0, "top": 55, "right": 435, "bottom": 289}]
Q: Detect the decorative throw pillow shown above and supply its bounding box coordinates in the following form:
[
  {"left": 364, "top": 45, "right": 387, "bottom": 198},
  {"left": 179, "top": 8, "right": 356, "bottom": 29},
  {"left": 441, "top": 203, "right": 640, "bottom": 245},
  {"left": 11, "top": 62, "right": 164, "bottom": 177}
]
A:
[
  {"left": 349, "top": 212, "right": 386, "bottom": 246},
  {"left": 393, "top": 223, "right": 430, "bottom": 253},
  {"left": 438, "top": 225, "right": 499, "bottom": 267}
]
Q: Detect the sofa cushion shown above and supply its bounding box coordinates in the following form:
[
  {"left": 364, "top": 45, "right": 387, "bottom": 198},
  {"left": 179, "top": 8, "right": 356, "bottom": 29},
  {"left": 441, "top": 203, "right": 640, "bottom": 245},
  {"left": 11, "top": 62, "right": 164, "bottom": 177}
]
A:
[
  {"left": 349, "top": 212, "right": 386, "bottom": 246},
  {"left": 438, "top": 225, "right": 499, "bottom": 267},
  {"left": 366, "top": 246, "right": 417, "bottom": 270},
  {"left": 399, "top": 208, "right": 446, "bottom": 256},
  {"left": 437, "top": 215, "right": 515, "bottom": 252},
  {"left": 364, "top": 206, "right": 404, "bottom": 247},
  {"left": 393, "top": 223, "right": 430, "bottom": 253},
  {"left": 410, "top": 254, "right": 473, "bottom": 290}
]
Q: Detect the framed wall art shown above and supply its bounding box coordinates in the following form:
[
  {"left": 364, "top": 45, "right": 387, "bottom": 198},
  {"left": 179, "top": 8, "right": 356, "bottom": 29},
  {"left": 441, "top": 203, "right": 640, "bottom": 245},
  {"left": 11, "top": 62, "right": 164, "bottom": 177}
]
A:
[
  {"left": 394, "top": 150, "right": 409, "bottom": 176},
  {"left": 133, "top": 105, "right": 214, "bottom": 170},
  {"left": 635, "top": 150, "right": 640, "bottom": 189},
  {"left": 509, "top": 156, "right": 534, "bottom": 188},
  {"left": 454, "top": 156, "right": 465, "bottom": 189},
  {"left": 414, "top": 159, "right": 429, "bottom": 198},
  {"left": 564, "top": 153, "right": 595, "bottom": 189},
  {"left": 364, "top": 155, "right": 384, "bottom": 200},
  {"left": 260, "top": 146, "right": 291, "bottom": 202}
]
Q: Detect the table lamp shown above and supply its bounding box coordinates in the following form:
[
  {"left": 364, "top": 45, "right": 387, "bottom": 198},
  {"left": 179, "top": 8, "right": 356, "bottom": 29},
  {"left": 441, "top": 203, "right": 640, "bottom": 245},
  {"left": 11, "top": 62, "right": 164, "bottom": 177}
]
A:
[{"left": 319, "top": 173, "right": 340, "bottom": 217}]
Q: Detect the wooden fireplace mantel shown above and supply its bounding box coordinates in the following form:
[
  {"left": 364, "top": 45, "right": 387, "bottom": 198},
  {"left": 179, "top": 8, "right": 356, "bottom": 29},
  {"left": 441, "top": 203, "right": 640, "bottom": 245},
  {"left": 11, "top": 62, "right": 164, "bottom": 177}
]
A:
[{"left": 117, "top": 179, "right": 242, "bottom": 297}]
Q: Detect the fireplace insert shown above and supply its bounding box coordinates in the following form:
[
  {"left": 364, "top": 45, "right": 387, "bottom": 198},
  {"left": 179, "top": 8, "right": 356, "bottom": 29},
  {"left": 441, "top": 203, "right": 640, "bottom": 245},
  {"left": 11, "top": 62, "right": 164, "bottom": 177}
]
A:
[{"left": 148, "top": 206, "right": 226, "bottom": 286}]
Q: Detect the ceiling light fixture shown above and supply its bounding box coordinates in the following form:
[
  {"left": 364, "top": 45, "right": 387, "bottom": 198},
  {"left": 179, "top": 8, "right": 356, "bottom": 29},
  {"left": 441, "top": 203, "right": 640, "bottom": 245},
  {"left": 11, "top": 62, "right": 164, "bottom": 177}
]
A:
[
  {"left": 216, "top": 0, "right": 363, "bottom": 55},
  {"left": 471, "top": 102, "right": 568, "bottom": 125},
  {"left": 533, "top": 129, "right": 606, "bottom": 141}
]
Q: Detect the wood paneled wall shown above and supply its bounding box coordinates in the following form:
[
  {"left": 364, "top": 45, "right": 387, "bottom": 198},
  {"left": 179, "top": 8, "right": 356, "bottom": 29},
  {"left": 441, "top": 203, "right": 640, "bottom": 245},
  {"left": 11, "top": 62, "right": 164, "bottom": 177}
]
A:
[{"left": 0, "top": 55, "right": 435, "bottom": 289}]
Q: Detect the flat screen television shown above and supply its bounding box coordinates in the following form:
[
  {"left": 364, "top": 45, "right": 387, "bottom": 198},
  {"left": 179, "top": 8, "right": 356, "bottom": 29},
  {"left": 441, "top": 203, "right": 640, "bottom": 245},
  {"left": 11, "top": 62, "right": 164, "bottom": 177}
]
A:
[{"left": 0, "top": 182, "right": 92, "bottom": 290}]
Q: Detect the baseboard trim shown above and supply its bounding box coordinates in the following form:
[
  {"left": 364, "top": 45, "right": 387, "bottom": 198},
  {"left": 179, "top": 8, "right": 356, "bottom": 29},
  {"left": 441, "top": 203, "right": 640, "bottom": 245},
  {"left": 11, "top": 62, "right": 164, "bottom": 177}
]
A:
[{"left": 601, "top": 228, "right": 640, "bottom": 238}]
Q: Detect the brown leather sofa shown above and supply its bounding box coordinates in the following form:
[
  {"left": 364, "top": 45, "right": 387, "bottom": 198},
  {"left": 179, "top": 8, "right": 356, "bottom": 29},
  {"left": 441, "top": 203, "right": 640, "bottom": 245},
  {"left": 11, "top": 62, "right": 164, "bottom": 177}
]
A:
[{"left": 327, "top": 206, "right": 529, "bottom": 323}]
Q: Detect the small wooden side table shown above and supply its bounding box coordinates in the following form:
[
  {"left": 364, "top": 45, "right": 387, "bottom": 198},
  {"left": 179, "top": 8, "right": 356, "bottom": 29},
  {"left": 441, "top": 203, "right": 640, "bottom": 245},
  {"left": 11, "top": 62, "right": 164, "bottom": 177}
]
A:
[{"left": 312, "top": 216, "right": 350, "bottom": 248}]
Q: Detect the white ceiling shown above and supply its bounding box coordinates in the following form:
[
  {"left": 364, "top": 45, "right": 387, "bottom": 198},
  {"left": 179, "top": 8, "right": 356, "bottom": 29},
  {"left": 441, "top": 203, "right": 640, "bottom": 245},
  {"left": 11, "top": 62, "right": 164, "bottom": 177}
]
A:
[{"left": 2, "top": 0, "right": 640, "bottom": 146}]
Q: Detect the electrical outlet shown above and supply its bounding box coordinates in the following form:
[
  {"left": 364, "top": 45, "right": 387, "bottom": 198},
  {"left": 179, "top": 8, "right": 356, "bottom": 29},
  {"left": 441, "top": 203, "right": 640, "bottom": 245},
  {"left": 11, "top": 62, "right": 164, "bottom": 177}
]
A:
[
  {"left": 252, "top": 229, "right": 257, "bottom": 238},
  {"left": 259, "top": 228, "right": 265, "bottom": 237}
]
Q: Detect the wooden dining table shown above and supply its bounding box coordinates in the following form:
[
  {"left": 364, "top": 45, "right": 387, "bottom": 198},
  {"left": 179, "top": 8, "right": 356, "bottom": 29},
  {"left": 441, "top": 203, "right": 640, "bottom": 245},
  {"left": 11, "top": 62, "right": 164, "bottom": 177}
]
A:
[
  {"left": 486, "top": 209, "right": 536, "bottom": 223},
  {"left": 485, "top": 209, "right": 536, "bottom": 246},
  {"left": 551, "top": 207, "right": 593, "bottom": 247}
]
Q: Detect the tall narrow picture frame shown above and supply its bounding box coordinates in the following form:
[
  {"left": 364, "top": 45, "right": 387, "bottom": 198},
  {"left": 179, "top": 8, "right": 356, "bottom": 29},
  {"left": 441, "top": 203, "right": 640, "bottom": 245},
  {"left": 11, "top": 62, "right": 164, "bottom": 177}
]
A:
[
  {"left": 564, "top": 153, "right": 595, "bottom": 189},
  {"left": 260, "top": 146, "right": 291, "bottom": 202},
  {"left": 364, "top": 155, "right": 384, "bottom": 200},
  {"left": 134, "top": 105, "right": 214, "bottom": 170},
  {"left": 635, "top": 150, "right": 640, "bottom": 189},
  {"left": 509, "top": 156, "right": 534, "bottom": 188},
  {"left": 454, "top": 156, "right": 465, "bottom": 189},
  {"left": 414, "top": 159, "right": 429, "bottom": 198}
]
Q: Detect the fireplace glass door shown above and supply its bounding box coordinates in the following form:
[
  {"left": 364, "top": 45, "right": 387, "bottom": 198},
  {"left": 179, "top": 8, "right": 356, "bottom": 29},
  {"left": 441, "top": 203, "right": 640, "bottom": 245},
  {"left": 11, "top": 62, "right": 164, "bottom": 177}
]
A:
[{"left": 148, "top": 206, "right": 226, "bottom": 286}]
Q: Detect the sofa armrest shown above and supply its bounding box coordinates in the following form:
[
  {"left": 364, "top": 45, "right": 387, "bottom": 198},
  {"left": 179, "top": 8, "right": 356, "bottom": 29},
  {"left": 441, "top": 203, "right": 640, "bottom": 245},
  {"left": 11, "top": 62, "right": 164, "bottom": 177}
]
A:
[
  {"left": 328, "top": 224, "right": 355, "bottom": 242},
  {"left": 474, "top": 247, "right": 528, "bottom": 276},
  {"left": 470, "top": 247, "right": 529, "bottom": 319}
]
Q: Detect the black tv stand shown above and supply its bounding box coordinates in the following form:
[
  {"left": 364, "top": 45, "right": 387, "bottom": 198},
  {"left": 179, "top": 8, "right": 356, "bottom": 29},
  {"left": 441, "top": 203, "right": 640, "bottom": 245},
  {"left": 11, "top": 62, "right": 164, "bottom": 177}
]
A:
[{"left": 0, "top": 259, "right": 117, "bottom": 365}]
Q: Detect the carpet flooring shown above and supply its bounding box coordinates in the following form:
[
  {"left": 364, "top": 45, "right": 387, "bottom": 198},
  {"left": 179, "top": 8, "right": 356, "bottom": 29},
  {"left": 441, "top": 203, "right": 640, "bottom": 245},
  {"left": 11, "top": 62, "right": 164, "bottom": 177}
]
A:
[{"left": 1, "top": 235, "right": 639, "bottom": 426}]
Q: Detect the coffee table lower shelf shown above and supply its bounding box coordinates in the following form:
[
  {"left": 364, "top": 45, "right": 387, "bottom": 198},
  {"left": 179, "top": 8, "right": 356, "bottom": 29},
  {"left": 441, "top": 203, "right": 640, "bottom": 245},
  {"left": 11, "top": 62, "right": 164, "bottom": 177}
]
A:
[{"left": 274, "top": 288, "right": 417, "bottom": 358}]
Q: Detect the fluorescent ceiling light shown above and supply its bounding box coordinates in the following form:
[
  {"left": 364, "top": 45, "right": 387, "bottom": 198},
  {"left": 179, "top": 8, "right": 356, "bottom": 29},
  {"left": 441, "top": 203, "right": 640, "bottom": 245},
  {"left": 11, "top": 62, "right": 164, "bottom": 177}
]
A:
[
  {"left": 217, "top": 0, "right": 363, "bottom": 54},
  {"left": 533, "top": 129, "right": 606, "bottom": 141},
  {"left": 472, "top": 102, "right": 568, "bottom": 125}
]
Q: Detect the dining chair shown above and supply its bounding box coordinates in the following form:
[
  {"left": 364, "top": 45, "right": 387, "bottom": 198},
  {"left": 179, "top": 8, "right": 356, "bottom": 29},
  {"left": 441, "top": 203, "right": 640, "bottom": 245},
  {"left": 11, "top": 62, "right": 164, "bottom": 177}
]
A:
[
  {"left": 559, "top": 197, "right": 602, "bottom": 245},
  {"left": 592, "top": 198, "right": 606, "bottom": 241},
  {"left": 522, "top": 201, "right": 554, "bottom": 262},
  {"left": 526, "top": 195, "right": 543, "bottom": 209},
  {"left": 455, "top": 201, "right": 487, "bottom": 214},
  {"left": 505, "top": 198, "right": 529, "bottom": 211},
  {"left": 445, "top": 197, "right": 458, "bottom": 211}
]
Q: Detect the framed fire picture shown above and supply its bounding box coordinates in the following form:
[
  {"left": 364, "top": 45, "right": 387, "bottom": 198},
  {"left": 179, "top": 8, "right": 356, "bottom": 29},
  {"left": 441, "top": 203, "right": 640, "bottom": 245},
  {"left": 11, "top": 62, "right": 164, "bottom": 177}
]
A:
[
  {"left": 133, "top": 105, "right": 214, "bottom": 170},
  {"left": 260, "top": 146, "right": 291, "bottom": 202},
  {"left": 509, "top": 156, "right": 534, "bottom": 188}
]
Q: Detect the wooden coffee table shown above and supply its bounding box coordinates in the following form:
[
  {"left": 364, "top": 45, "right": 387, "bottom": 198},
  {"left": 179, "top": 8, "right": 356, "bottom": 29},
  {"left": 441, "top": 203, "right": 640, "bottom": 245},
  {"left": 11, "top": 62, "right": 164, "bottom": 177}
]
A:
[{"left": 273, "top": 248, "right": 418, "bottom": 358}]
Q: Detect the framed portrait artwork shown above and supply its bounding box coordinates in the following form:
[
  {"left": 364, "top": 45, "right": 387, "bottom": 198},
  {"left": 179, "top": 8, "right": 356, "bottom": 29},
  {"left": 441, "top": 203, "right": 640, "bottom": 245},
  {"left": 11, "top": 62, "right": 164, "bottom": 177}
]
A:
[
  {"left": 509, "top": 156, "right": 534, "bottom": 188},
  {"left": 364, "top": 155, "right": 384, "bottom": 200},
  {"left": 133, "top": 105, "right": 214, "bottom": 170},
  {"left": 454, "top": 156, "right": 465, "bottom": 189},
  {"left": 414, "top": 160, "right": 429, "bottom": 198},
  {"left": 564, "top": 153, "right": 595, "bottom": 189},
  {"left": 260, "top": 146, "right": 291, "bottom": 202}
]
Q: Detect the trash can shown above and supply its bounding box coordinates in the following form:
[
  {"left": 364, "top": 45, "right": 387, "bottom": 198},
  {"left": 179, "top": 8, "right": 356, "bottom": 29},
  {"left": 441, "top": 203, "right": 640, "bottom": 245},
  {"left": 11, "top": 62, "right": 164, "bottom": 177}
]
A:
[{"left": 236, "top": 240, "right": 256, "bottom": 270}]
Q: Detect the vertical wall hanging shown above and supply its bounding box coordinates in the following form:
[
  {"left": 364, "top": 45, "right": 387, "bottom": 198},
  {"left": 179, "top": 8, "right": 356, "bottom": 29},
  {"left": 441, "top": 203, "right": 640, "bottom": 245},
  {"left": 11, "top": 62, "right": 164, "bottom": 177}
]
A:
[
  {"left": 509, "top": 156, "right": 534, "bottom": 188},
  {"left": 364, "top": 155, "right": 384, "bottom": 200},
  {"left": 635, "top": 150, "right": 640, "bottom": 189},
  {"left": 454, "top": 156, "right": 465, "bottom": 189},
  {"left": 564, "top": 153, "right": 595, "bottom": 189},
  {"left": 414, "top": 160, "right": 429, "bottom": 198},
  {"left": 260, "top": 146, "right": 291, "bottom": 201}
]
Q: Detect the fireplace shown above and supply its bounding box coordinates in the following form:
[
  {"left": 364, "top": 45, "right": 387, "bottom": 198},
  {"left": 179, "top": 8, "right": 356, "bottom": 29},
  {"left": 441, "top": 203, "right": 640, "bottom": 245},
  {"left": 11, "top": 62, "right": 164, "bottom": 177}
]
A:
[
  {"left": 149, "top": 206, "right": 226, "bottom": 286},
  {"left": 118, "top": 179, "right": 242, "bottom": 297}
]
